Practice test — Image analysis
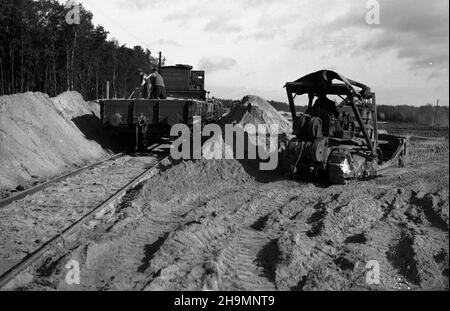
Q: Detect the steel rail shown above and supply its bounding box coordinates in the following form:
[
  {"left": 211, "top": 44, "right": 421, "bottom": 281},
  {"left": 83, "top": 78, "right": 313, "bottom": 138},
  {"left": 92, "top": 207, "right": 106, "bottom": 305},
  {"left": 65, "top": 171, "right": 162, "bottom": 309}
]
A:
[
  {"left": 0, "top": 153, "right": 125, "bottom": 209},
  {"left": 0, "top": 153, "right": 170, "bottom": 289},
  {"left": 0, "top": 143, "right": 163, "bottom": 209}
]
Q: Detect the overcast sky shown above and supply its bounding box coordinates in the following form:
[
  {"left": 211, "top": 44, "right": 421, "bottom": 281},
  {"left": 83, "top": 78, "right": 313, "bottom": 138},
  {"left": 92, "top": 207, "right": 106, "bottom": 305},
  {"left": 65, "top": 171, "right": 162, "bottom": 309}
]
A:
[{"left": 67, "top": 0, "right": 449, "bottom": 106}]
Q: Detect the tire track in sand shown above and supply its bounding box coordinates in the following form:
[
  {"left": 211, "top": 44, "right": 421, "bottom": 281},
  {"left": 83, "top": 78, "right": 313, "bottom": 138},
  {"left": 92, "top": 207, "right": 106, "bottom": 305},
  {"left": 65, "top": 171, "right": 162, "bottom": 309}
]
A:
[
  {"left": 62, "top": 186, "right": 248, "bottom": 290},
  {"left": 142, "top": 184, "right": 305, "bottom": 291}
]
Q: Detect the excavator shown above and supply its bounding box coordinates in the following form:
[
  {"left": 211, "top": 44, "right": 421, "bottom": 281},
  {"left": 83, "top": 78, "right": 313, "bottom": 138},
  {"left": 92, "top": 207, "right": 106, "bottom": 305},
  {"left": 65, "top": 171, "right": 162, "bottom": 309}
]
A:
[{"left": 283, "top": 70, "right": 408, "bottom": 184}]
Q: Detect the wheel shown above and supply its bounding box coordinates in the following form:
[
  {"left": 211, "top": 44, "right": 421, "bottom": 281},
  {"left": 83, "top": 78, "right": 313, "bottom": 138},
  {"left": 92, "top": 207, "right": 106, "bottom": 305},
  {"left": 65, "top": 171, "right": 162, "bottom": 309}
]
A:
[{"left": 306, "top": 117, "right": 323, "bottom": 139}]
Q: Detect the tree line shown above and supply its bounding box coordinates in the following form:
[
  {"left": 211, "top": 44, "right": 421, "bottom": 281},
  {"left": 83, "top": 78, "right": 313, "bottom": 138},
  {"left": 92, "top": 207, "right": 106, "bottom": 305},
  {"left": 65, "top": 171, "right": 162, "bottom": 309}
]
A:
[
  {"left": 0, "top": 0, "right": 160, "bottom": 100},
  {"left": 377, "top": 105, "right": 448, "bottom": 126},
  {"left": 267, "top": 100, "right": 448, "bottom": 126}
]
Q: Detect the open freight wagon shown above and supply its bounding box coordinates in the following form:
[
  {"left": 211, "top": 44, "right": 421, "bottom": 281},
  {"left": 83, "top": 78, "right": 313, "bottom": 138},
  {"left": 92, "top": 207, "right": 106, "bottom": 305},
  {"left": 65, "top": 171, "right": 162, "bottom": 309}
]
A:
[{"left": 99, "top": 64, "right": 222, "bottom": 150}]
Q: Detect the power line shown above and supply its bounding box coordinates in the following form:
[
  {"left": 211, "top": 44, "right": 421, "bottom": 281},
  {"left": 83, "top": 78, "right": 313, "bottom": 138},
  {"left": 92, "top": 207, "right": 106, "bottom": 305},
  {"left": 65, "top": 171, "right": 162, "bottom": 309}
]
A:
[{"left": 79, "top": 0, "right": 162, "bottom": 59}]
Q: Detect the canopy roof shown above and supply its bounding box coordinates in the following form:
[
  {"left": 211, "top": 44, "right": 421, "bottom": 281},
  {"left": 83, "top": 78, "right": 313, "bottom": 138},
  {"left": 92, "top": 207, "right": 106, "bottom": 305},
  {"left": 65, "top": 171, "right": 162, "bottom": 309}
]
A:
[{"left": 285, "top": 70, "right": 371, "bottom": 98}]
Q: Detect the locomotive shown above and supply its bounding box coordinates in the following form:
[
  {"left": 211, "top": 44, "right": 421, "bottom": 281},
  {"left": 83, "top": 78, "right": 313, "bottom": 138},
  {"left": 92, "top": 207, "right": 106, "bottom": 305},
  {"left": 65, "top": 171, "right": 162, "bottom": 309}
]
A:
[{"left": 99, "top": 64, "right": 223, "bottom": 150}]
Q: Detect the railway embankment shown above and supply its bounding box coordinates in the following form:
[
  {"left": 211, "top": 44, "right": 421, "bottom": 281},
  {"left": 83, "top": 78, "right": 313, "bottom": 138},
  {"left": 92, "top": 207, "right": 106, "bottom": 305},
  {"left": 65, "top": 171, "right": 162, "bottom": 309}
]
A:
[{"left": 0, "top": 91, "right": 117, "bottom": 198}]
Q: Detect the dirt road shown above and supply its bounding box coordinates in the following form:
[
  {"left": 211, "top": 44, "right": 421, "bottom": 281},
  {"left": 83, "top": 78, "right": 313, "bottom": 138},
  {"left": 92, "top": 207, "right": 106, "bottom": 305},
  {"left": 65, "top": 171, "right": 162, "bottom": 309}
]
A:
[{"left": 13, "top": 125, "right": 447, "bottom": 291}]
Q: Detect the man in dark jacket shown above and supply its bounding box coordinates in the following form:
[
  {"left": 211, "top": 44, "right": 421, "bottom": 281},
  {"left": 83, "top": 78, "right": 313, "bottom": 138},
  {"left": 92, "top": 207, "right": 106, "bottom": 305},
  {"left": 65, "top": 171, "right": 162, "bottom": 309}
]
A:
[
  {"left": 313, "top": 93, "right": 340, "bottom": 135},
  {"left": 316, "top": 94, "right": 339, "bottom": 118},
  {"left": 149, "top": 67, "right": 167, "bottom": 99}
]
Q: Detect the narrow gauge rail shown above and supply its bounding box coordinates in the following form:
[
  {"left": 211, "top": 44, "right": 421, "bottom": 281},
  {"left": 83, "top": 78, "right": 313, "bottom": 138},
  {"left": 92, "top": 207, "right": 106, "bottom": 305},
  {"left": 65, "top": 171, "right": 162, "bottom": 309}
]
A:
[
  {"left": 0, "top": 144, "right": 170, "bottom": 289},
  {"left": 0, "top": 152, "right": 126, "bottom": 209}
]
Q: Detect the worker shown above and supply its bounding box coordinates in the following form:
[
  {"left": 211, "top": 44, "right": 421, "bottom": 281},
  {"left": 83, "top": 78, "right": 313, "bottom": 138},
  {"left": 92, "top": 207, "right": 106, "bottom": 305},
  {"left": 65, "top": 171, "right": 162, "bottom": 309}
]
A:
[
  {"left": 148, "top": 67, "right": 167, "bottom": 99},
  {"left": 137, "top": 68, "right": 150, "bottom": 99},
  {"left": 314, "top": 93, "right": 340, "bottom": 135}
]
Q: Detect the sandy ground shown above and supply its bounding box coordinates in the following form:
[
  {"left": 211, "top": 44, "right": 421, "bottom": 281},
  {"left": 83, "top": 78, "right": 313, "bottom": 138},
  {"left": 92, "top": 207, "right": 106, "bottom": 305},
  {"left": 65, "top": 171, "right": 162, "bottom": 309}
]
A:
[
  {"left": 0, "top": 151, "right": 167, "bottom": 276},
  {"left": 15, "top": 97, "right": 448, "bottom": 291},
  {"left": 0, "top": 91, "right": 117, "bottom": 198}
]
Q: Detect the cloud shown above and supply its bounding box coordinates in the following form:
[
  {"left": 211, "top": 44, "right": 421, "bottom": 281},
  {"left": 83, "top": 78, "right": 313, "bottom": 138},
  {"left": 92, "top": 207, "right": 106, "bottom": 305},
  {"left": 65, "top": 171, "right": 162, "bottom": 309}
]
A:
[
  {"left": 204, "top": 19, "right": 242, "bottom": 33},
  {"left": 165, "top": 1, "right": 239, "bottom": 26},
  {"left": 293, "top": 0, "right": 449, "bottom": 78},
  {"left": 232, "top": 9, "right": 295, "bottom": 43},
  {"left": 198, "top": 57, "right": 237, "bottom": 72},
  {"left": 235, "top": 28, "right": 286, "bottom": 42},
  {"left": 238, "top": 0, "right": 279, "bottom": 8},
  {"left": 113, "top": 0, "right": 185, "bottom": 10},
  {"left": 80, "top": 0, "right": 448, "bottom": 106},
  {"left": 166, "top": 10, "right": 200, "bottom": 24},
  {"left": 114, "top": 0, "right": 151, "bottom": 9},
  {"left": 149, "top": 39, "right": 183, "bottom": 47}
]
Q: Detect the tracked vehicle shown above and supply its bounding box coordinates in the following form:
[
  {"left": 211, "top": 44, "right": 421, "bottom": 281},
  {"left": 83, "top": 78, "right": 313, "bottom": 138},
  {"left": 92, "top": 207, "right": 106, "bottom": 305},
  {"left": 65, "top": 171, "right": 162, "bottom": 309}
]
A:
[{"left": 283, "top": 70, "right": 408, "bottom": 184}]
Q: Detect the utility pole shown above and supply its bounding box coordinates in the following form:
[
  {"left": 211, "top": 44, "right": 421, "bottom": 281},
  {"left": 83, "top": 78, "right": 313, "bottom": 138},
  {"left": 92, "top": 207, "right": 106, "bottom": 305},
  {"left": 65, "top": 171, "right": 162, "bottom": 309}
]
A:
[
  {"left": 158, "top": 51, "right": 162, "bottom": 73},
  {"left": 106, "top": 81, "right": 110, "bottom": 99},
  {"left": 433, "top": 98, "right": 439, "bottom": 127}
]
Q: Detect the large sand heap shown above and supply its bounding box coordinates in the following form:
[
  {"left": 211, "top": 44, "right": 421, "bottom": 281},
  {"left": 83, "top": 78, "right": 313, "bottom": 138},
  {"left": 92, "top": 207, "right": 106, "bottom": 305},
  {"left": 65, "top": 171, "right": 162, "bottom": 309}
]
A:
[
  {"left": 220, "top": 95, "right": 292, "bottom": 134},
  {"left": 202, "top": 95, "right": 292, "bottom": 159},
  {"left": 0, "top": 91, "right": 111, "bottom": 192}
]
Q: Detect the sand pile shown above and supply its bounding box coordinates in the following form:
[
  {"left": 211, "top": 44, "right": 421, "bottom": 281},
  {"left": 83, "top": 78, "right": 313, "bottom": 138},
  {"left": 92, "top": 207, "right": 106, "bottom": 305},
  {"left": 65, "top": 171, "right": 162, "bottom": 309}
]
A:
[
  {"left": 220, "top": 95, "right": 292, "bottom": 134},
  {"left": 51, "top": 91, "right": 100, "bottom": 121},
  {"left": 202, "top": 95, "right": 292, "bottom": 159},
  {"left": 142, "top": 159, "right": 256, "bottom": 204},
  {"left": 0, "top": 91, "right": 112, "bottom": 193}
]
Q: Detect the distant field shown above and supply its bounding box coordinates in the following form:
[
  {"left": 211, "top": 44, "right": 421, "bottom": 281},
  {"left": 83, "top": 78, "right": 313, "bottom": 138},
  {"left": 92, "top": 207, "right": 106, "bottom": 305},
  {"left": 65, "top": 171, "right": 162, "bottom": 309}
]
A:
[
  {"left": 379, "top": 122, "right": 449, "bottom": 139},
  {"left": 265, "top": 100, "right": 449, "bottom": 127}
]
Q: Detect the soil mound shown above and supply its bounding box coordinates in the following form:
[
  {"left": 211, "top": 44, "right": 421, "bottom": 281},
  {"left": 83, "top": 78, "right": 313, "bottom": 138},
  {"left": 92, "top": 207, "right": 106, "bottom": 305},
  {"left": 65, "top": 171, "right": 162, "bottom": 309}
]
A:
[
  {"left": 202, "top": 95, "right": 292, "bottom": 159},
  {"left": 0, "top": 91, "right": 112, "bottom": 193},
  {"left": 220, "top": 95, "right": 292, "bottom": 135},
  {"left": 142, "top": 159, "right": 256, "bottom": 204}
]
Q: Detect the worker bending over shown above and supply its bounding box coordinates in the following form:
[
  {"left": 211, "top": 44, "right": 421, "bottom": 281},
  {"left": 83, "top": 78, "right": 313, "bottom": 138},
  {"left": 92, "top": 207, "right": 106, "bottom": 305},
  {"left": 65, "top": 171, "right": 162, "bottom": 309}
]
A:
[{"left": 137, "top": 68, "right": 150, "bottom": 98}]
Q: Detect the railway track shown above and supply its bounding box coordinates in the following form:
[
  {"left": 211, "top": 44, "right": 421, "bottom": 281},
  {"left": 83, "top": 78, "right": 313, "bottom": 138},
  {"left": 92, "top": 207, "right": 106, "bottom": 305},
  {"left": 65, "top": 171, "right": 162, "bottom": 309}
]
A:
[
  {"left": 0, "top": 143, "right": 171, "bottom": 289},
  {"left": 0, "top": 153, "right": 126, "bottom": 209}
]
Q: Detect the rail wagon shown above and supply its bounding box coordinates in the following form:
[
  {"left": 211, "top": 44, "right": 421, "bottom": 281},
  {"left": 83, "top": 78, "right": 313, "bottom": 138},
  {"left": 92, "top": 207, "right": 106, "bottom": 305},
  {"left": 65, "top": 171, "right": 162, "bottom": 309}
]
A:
[{"left": 100, "top": 65, "right": 223, "bottom": 150}]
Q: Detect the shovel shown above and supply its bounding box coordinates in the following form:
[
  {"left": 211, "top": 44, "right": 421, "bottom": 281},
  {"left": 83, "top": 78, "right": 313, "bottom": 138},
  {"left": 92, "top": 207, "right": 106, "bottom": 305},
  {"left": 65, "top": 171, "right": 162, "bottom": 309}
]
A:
[{"left": 128, "top": 89, "right": 136, "bottom": 99}]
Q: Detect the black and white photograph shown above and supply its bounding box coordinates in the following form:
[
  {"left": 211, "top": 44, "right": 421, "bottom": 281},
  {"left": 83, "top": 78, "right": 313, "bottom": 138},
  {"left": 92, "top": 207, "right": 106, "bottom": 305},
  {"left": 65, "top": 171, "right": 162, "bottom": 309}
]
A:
[{"left": 0, "top": 0, "right": 448, "bottom": 301}]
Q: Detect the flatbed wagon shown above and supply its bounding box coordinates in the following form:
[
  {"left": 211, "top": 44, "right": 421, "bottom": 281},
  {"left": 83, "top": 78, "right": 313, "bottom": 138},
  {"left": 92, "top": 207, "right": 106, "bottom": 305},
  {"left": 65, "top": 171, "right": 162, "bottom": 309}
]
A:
[{"left": 99, "top": 64, "right": 222, "bottom": 149}]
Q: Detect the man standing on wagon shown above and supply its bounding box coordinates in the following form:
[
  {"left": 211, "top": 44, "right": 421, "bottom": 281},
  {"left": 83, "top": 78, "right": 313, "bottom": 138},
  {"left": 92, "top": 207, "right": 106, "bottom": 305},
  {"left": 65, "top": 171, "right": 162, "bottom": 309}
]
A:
[{"left": 149, "top": 67, "right": 167, "bottom": 99}]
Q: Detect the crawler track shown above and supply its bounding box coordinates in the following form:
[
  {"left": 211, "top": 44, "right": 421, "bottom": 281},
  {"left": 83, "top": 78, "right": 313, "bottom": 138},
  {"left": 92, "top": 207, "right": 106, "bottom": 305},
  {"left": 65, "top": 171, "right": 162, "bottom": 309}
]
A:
[{"left": 0, "top": 144, "right": 170, "bottom": 289}]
